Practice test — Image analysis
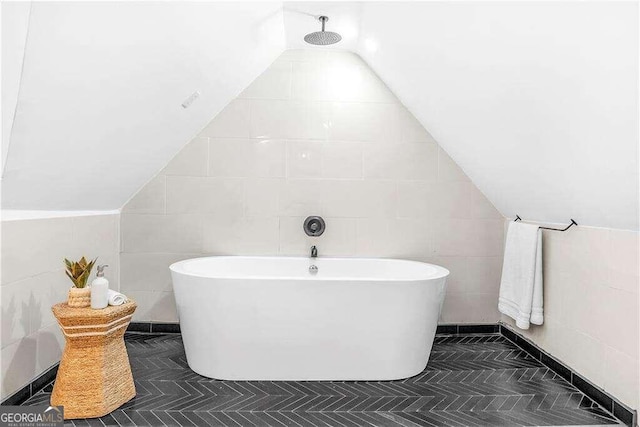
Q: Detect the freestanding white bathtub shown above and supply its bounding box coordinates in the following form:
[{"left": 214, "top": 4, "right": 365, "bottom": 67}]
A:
[{"left": 170, "top": 256, "right": 448, "bottom": 381}]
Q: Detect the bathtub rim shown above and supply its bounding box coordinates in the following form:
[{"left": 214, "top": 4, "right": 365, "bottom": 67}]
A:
[{"left": 170, "top": 255, "right": 450, "bottom": 282}]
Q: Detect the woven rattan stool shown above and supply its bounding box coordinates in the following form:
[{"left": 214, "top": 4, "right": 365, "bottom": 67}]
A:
[{"left": 51, "top": 301, "right": 137, "bottom": 419}]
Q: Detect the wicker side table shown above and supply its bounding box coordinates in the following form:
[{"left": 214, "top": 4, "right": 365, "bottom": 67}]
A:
[{"left": 51, "top": 301, "right": 137, "bottom": 419}]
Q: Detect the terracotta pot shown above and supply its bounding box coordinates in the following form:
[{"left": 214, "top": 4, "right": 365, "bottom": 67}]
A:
[{"left": 67, "top": 287, "right": 91, "bottom": 308}]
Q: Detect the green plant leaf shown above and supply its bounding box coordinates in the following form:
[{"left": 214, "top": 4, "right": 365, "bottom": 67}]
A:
[
  {"left": 63, "top": 256, "right": 97, "bottom": 288},
  {"left": 65, "top": 270, "right": 78, "bottom": 287}
]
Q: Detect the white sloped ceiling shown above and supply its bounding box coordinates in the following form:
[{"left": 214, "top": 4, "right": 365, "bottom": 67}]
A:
[
  {"left": 1, "top": 1, "right": 285, "bottom": 210},
  {"left": 3, "top": 1, "right": 638, "bottom": 231},
  {"left": 1, "top": 1, "right": 31, "bottom": 177},
  {"left": 356, "top": 1, "right": 639, "bottom": 231}
]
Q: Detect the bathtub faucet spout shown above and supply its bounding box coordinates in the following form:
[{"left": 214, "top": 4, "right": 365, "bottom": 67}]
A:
[{"left": 310, "top": 246, "right": 318, "bottom": 258}]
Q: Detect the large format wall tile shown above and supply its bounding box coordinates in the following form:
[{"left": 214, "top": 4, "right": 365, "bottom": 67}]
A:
[
  {"left": 117, "top": 47, "right": 638, "bottom": 413},
  {"left": 355, "top": 218, "right": 433, "bottom": 259},
  {"left": 321, "top": 180, "right": 397, "bottom": 218},
  {"left": 120, "top": 50, "right": 504, "bottom": 328},
  {"left": 209, "top": 138, "right": 286, "bottom": 178},
  {"left": 1, "top": 279, "right": 32, "bottom": 348},
  {"left": 1, "top": 218, "right": 75, "bottom": 286},
  {"left": 250, "top": 100, "right": 327, "bottom": 140},
  {"left": 244, "top": 178, "right": 281, "bottom": 216},
  {"left": 363, "top": 143, "right": 438, "bottom": 180},
  {"left": 70, "top": 214, "right": 120, "bottom": 288},
  {"left": 605, "top": 345, "right": 639, "bottom": 409},
  {"left": 1, "top": 337, "right": 36, "bottom": 399},
  {"left": 120, "top": 253, "right": 199, "bottom": 292},
  {"left": 502, "top": 226, "right": 640, "bottom": 409},
  {"left": 121, "top": 214, "right": 202, "bottom": 253},
  {"left": 278, "top": 179, "right": 324, "bottom": 217},
  {"left": 328, "top": 102, "right": 402, "bottom": 142},
  {"left": 320, "top": 142, "right": 364, "bottom": 179},
  {"left": 608, "top": 229, "right": 640, "bottom": 293},
  {"left": 165, "top": 177, "right": 245, "bottom": 215},
  {"left": 34, "top": 323, "right": 64, "bottom": 375},
  {"left": 202, "top": 215, "right": 280, "bottom": 255},
  {"left": 125, "top": 290, "right": 178, "bottom": 322},
  {"left": 1, "top": 213, "right": 119, "bottom": 401}
]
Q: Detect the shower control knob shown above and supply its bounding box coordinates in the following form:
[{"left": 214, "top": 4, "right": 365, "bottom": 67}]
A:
[{"left": 303, "top": 216, "right": 325, "bottom": 237}]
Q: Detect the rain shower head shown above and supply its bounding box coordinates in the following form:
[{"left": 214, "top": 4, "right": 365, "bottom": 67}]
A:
[{"left": 304, "top": 16, "right": 342, "bottom": 46}]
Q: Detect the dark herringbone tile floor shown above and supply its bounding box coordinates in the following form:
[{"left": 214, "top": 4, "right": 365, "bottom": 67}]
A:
[{"left": 24, "top": 333, "right": 623, "bottom": 426}]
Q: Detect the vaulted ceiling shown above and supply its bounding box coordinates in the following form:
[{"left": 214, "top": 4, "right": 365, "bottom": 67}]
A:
[
  {"left": 2, "top": 1, "right": 285, "bottom": 210},
  {"left": 2, "top": 1, "right": 638, "bottom": 230}
]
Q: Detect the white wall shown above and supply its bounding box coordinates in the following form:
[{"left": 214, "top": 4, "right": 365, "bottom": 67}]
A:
[
  {"left": 0, "top": 212, "right": 119, "bottom": 400},
  {"left": 357, "top": 1, "right": 639, "bottom": 231},
  {"left": 119, "top": 49, "right": 505, "bottom": 323},
  {"left": 502, "top": 224, "right": 639, "bottom": 410},
  {"left": 2, "top": 1, "right": 285, "bottom": 210}
]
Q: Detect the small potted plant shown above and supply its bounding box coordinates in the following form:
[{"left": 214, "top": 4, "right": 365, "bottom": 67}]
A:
[{"left": 64, "top": 257, "right": 96, "bottom": 307}]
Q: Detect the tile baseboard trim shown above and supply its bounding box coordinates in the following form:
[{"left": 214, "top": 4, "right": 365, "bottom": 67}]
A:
[
  {"left": 436, "top": 323, "right": 499, "bottom": 334},
  {"left": 127, "top": 322, "right": 181, "bottom": 333},
  {"left": 132, "top": 323, "right": 498, "bottom": 335},
  {"left": 1, "top": 364, "right": 58, "bottom": 406},
  {"left": 499, "top": 322, "right": 637, "bottom": 427}
]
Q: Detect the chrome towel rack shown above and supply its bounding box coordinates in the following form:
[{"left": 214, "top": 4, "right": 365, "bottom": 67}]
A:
[{"left": 514, "top": 215, "right": 578, "bottom": 232}]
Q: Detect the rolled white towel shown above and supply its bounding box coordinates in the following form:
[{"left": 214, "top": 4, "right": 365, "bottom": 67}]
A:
[{"left": 108, "top": 289, "right": 128, "bottom": 306}]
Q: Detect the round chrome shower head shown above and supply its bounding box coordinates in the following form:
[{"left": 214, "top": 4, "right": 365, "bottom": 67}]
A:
[{"left": 304, "top": 16, "right": 342, "bottom": 46}]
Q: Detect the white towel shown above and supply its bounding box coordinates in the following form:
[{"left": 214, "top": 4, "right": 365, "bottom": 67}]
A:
[
  {"left": 498, "top": 222, "right": 543, "bottom": 330},
  {"left": 108, "top": 289, "right": 128, "bottom": 306}
]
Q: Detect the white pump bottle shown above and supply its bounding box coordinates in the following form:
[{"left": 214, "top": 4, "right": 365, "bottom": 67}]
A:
[{"left": 91, "top": 264, "right": 109, "bottom": 309}]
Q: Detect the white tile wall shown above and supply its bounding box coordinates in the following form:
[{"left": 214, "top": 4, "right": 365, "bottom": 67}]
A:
[
  {"left": 119, "top": 48, "right": 639, "bottom": 412},
  {"left": 1, "top": 213, "right": 120, "bottom": 400},
  {"left": 502, "top": 225, "right": 640, "bottom": 410},
  {"left": 209, "top": 138, "right": 286, "bottom": 178},
  {"left": 120, "top": 49, "right": 504, "bottom": 329}
]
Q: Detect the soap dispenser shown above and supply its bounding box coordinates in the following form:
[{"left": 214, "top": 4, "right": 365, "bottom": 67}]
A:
[{"left": 91, "top": 264, "right": 109, "bottom": 309}]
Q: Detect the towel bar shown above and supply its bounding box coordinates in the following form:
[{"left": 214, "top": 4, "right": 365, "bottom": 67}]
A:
[{"left": 514, "top": 215, "right": 578, "bottom": 232}]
